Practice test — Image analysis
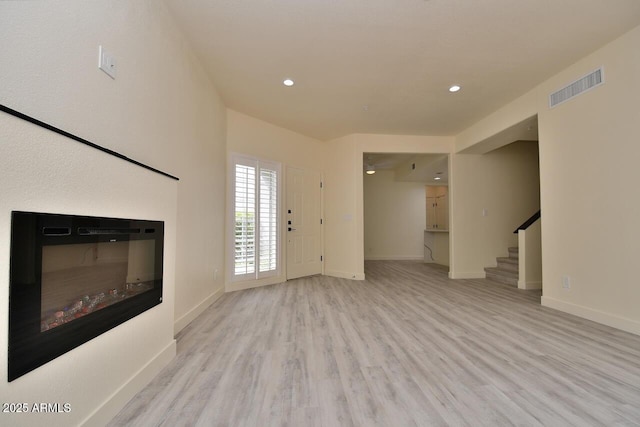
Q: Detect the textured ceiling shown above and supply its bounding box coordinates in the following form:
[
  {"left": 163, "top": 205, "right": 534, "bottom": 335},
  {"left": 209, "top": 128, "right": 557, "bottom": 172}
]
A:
[{"left": 164, "top": 0, "right": 640, "bottom": 141}]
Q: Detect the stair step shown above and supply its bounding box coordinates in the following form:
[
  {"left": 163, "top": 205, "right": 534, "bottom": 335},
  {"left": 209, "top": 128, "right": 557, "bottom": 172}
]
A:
[
  {"left": 508, "top": 247, "right": 519, "bottom": 259},
  {"left": 496, "top": 257, "right": 519, "bottom": 272},
  {"left": 485, "top": 267, "right": 518, "bottom": 287}
]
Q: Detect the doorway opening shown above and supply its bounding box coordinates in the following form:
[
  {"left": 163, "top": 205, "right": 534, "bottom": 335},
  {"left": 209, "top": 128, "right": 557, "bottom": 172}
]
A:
[{"left": 363, "top": 153, "right": 449, "bottom": 270}]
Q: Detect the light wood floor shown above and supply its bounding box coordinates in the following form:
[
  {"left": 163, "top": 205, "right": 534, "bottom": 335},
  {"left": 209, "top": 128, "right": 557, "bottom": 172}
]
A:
[{"left": 109, "top": 261, "right": 640, "bottom": 426}]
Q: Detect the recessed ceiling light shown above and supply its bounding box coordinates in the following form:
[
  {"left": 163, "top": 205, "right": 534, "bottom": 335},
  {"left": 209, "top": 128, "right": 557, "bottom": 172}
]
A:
[
  {"left": 434, "top": 176, "right": 441, "bottom": 180},
  {"left": 449, "top": 85, "right": 461, "bottom": 93},
  {"left": 283, "top": 79, "right": 294, "bottom": 87}
]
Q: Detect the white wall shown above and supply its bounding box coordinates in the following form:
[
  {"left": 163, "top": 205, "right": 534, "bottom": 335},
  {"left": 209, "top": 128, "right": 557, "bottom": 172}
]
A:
[
  {"left": 364, "top": 170, "right": 426, "bottom": 260},
  {"left": 455, "top": 24, "right": 640, "bottom": 335},
  {"left": 0, "top": 0, "right": 226, "bottom": 424}
]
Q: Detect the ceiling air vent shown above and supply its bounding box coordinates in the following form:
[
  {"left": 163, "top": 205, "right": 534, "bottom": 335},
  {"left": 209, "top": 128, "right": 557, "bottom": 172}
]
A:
[{"left": 549, "top": 67, "right": 604, "bottom": 108}]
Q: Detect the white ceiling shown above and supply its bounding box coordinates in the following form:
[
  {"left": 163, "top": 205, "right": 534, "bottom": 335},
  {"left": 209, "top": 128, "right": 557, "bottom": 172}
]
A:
[{"left": 164, "top": 0, "right": 640, "bottom": 141}]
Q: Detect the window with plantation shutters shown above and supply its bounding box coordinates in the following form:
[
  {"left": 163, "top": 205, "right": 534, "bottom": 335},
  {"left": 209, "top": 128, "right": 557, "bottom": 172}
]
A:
[
  {"left": 230, "top": 155, "right": 281, "bottom": 281},
  {"left": 234, "top": 164, "right": 256, "bottom": 276},
  {"left": 259, "top": 168, "right": 278, "bottom": 273}
]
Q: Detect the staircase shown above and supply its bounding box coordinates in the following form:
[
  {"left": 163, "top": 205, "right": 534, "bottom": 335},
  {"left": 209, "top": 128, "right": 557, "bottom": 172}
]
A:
[{"left": 485, "top": 247, "right": 519, "bottom": 286}]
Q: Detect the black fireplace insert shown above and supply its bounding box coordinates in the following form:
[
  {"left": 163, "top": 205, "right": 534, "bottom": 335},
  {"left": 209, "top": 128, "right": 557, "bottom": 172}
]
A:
[{"left": 9, "top": 211, "right": 164, "bottom": 381}]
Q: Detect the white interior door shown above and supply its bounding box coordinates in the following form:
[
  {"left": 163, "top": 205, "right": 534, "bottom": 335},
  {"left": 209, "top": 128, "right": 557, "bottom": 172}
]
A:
[{"left": 286, "top": 167, "right": 322, "bottom": 280}]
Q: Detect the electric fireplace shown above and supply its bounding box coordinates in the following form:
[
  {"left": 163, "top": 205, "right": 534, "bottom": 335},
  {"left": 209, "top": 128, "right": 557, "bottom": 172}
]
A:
[{"left": 9, "top": 211, "right": 164, "bottom": 381}]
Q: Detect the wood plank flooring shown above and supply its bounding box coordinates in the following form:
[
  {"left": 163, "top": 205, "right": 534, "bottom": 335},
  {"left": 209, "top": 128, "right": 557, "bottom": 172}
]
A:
[{"left": 109, "top": 261, "right": 640, "bottom": 426}]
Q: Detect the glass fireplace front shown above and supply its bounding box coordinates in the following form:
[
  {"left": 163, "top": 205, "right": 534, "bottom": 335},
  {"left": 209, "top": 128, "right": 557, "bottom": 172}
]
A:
[{"left": 9, "top": 211, "right": 164, "bottom": 381}]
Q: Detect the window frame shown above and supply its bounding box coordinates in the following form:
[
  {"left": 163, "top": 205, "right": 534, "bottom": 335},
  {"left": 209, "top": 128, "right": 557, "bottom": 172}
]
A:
[{"left": 228, "top": 153, "right": 282, "bottom": 283}]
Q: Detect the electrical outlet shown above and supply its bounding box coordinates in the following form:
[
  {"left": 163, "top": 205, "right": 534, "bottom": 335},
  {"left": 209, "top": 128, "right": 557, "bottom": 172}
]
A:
[
  {"left": 562, "top": 275, "right": 571, "bottom": 290},
  {"left": 214, "top": 269, "right": 219, "bottom": 281}
]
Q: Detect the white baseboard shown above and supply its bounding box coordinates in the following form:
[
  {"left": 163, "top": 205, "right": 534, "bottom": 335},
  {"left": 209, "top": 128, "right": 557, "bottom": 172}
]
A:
[
  {"left": 174, "top": 286, "right": 225, "bottom": 334},
  {"left": 541, "top": 296, "right": 640, "bottom": 336},
  {"left": 518, "top": 280, "right": 542, "bottom": 290},
  {"left": 325, "top": 270, "right": 365, "bottom": 280},
  {"left": 425, "top": 260, "right": 450, "bottom": 266},
  {"left": 80, "top": 339, "right": 176, "bottom": 427},
  {"left": 225, "top": 275, "right": 286, "bottom": 293},
  {"left": 448, "top": 270, "right": 486, "bottom": 279}
]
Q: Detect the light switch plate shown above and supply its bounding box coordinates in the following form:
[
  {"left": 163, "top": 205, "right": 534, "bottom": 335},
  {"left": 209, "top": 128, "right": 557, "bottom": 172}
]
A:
[{"left": 98, "top": 45, "right": 116, "bottom": 79}]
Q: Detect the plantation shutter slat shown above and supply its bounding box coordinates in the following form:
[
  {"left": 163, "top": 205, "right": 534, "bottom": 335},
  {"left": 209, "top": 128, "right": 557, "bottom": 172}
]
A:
[
  {"left": 259, "top": 168, "right": 278, "bottom": 273},
  {"left": 231, "top": 156, "right": 280, "bottom": 281},
  {"left": 234, "top": 164, "right": 256, "bottom": 277}
]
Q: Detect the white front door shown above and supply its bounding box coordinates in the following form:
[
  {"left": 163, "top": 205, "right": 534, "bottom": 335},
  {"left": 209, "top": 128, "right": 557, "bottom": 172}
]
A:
[{"left": 286, "top": 167, "right": 322, "bottom": 280}]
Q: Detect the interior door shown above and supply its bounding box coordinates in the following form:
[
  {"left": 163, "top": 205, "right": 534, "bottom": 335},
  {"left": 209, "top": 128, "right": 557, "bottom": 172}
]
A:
[{"left": 286, "top": 167, "right": 322, "bottom": 280}]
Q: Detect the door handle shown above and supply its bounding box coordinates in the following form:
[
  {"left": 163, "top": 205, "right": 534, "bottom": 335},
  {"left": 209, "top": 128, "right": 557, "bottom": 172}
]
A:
[{"left": 288, "top": 227, "right": 297, "bottom": 232}]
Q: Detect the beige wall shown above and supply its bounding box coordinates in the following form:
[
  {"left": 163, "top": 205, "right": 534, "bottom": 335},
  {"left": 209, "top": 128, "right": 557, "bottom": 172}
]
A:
[
  {"left": 450, "top": 142, "right": 540, "bottom": 278},
  {"left": 364, "top": 170, "right": 426, "bottom": 260},
  {"left": 323, "top": 134, "right": 453, "bottom": 279},
  {"left": 449, "top": 153, "right": 485, "bottom": 277},
  {"left": 537, "top": 25, "right": 640, "bottom": 333},
  {"left": 450, "top": 143, "right": 540, "bottom": 278},
  {"left": 0, "top": 1, "right": 226, "bottom": 424},
  {"left": 227, "top": 109, "right": 324, "bottom": 169},
  {"left": 323, "top": 135, "right": 363, "bottom": 278},
  {"left": 0, "top": 112, "right": 178, "bottom": 427},
  {"left": 225, "top": 110, "right": 325, "bottom": 289},
  {"left": 456, "top": 89, "right": 538, "bottom": 153},
  {"left": 456, "top": 24, "right": 640, "bottom": 334},
  {"left": 518, "top": 220, "right": 542, "bottom": 290},
  {"left": 482, "top": 142, "right": 540, "bottom": 264},
  {"left": 432, "top": 232, "right": 450, "bottom": 266}
]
